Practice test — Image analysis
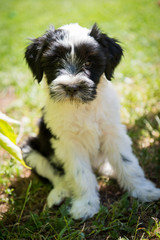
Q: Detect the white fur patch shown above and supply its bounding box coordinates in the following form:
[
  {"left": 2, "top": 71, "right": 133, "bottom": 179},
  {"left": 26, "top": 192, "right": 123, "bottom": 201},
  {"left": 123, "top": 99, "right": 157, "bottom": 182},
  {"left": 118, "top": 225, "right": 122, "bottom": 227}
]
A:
[{"left": 59, "top": 23, "right": 96, "bottom": 45}]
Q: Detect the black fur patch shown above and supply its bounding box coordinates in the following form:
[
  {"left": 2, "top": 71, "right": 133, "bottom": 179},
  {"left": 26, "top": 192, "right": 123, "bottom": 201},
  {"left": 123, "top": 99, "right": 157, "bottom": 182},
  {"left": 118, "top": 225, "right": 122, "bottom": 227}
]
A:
[
  {"left": 121, "top": 154, "right": 131, "bottom": 163},
  {"left": 26, "top": 117, "right": 65, "bottom": 176},
  {"left": 74, "top": 42, "right": 106, "bottom": 84},
  {"left": 90, "top": 23, "right": 123, "bottom": 80},
  {"left": 27, "top": 117, "right": 54, "bottom": 158},
  {"left": 49, "top": 160, "right": 65, "bottom": 176},
  {"left": 41, "top": 43, "right": 72, "bottom": 85}
]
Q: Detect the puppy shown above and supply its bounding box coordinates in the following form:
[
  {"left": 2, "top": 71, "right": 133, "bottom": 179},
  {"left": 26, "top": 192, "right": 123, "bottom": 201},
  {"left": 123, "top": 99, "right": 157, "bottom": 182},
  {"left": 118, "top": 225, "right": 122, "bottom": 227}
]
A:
[{"left": 22, "top": 23, "right": 160, "bottom": 219}]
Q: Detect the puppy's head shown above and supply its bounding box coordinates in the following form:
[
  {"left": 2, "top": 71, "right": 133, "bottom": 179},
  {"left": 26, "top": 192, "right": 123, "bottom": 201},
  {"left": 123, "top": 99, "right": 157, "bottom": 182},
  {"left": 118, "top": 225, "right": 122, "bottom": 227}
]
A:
[{"left": 25, "top": 23, "right": 123, "bottom": 103}]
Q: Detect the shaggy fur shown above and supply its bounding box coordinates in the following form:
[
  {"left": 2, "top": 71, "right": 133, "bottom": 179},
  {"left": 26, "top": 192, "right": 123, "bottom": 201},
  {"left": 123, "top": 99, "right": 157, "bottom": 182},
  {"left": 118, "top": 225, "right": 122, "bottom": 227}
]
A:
[{"left": 22, "top": 23, "right": 160, "bottom": 220}]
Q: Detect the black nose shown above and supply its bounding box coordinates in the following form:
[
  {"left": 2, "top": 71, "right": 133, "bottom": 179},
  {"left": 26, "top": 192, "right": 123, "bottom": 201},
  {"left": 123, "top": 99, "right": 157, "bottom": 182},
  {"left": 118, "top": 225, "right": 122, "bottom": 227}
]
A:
[{"left": 65, "top": 85, "right": 79, "bottom": 94}]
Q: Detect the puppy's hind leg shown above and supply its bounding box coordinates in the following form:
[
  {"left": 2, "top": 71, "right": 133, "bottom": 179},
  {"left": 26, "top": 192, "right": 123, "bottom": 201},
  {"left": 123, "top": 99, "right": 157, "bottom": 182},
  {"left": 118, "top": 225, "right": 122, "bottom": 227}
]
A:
[
  {"left": 22, "top": 141, "right": 70, "bottom": 207},
  {"left": 102, "top": 124, "right": 160, "bottom": 202},
  {"left": 22, "top": 141, "right": 55, "bottom": 184},
  {"left": 22, "top": 117, "right": 56, "bottom": 180}
]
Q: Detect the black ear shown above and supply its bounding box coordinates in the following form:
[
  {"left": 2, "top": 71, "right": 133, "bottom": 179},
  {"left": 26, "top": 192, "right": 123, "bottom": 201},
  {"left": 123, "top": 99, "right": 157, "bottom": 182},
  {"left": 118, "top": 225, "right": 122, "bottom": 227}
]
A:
[
  {"left": 90, "top": 23, "right": 123, "bottom": 80},
  {"left": 25, "top": 35, "right": 48, "bottom": 83}
]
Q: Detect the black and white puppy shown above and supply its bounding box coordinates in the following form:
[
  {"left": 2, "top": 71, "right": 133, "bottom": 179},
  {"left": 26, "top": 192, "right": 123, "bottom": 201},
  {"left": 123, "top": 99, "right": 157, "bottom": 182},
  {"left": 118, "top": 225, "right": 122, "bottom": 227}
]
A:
[{"left": 22, "top": 23, "right": 160, "bottom": 219}]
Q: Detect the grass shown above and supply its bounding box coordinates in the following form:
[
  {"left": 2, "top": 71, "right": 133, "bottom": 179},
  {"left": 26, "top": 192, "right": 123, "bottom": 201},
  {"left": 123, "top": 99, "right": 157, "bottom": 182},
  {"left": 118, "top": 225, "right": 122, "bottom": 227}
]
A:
[{"left": 0, "top": 0, "right": 160, "bottom": 239}]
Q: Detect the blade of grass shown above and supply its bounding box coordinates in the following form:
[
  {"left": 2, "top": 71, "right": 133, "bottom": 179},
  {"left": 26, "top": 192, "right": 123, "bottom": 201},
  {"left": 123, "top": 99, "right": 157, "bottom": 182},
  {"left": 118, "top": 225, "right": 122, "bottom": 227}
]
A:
[{"left": 18, "top": 180, "right": 32, "bottom": 224}]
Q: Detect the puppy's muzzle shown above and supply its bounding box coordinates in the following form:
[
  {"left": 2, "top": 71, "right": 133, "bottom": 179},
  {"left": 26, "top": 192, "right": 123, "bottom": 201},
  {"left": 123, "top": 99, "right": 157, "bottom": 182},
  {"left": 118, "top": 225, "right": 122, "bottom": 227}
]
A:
[
  {"left": 49, "top": 74, "right": 97, "bottom": 103},
  {"left": 64, "top": 84, "right": 82, "bottom": 96}
]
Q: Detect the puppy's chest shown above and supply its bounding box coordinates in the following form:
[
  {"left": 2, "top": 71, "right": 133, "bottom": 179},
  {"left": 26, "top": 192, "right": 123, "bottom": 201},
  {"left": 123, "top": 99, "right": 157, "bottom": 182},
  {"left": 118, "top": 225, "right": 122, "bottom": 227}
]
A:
[{"left": 44, "top": 101, "right": 104, "bottom": 139}]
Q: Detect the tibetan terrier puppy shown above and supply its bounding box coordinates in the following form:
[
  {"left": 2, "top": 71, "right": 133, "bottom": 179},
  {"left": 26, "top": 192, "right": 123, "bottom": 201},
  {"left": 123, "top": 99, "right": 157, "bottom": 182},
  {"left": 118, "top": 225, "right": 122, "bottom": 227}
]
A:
[{"left": 22, "top": 23, "right": 160, "bottom": 219}]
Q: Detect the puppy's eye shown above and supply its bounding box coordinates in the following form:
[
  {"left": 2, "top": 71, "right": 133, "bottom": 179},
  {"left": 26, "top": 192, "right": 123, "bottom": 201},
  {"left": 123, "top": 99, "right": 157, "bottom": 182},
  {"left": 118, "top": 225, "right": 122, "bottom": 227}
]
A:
[{"left": 83, "top": 61, "right": 91, "bottom": 68}]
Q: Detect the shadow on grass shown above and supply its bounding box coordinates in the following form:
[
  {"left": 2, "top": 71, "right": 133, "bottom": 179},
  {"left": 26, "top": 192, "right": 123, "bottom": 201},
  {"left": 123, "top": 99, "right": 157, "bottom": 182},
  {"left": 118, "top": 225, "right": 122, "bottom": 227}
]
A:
[
  {"left": 128, "top": 111, "right": 160, "bottom": 186},
  {"left": 0, "top": 111, "right": 160, "bottom": 239}
]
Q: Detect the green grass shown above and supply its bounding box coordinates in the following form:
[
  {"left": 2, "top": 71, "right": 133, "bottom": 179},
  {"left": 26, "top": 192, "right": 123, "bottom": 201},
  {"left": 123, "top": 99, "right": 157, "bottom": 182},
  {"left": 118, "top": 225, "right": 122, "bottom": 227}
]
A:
[{"left": 0, "top": 0, "right": 160, "bottom": 239}]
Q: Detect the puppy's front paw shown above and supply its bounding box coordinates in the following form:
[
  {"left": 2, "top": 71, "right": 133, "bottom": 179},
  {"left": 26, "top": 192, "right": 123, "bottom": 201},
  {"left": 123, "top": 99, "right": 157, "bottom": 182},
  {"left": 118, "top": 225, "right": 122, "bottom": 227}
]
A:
[
  {"left": 131, "top": 179, "right": 160, "bottom": 202},
  {"left": 70, "top": 196, "right": 100, "bottom": 220},
  {"left": 47, "top": 188, "right": 69, "bottom": 208}
]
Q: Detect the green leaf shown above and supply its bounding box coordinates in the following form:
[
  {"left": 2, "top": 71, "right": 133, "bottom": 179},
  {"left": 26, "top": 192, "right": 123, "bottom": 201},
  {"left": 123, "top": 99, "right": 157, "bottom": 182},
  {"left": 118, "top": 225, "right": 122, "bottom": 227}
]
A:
[
  {"left": 0, "top": 132, "right": 30, "bottom": 169},
  {"left": 0, "top": 119, "right": 17, "bottom": 144},
  {"left": 0, "top": 111, "right": 20, "bottom": 125}
]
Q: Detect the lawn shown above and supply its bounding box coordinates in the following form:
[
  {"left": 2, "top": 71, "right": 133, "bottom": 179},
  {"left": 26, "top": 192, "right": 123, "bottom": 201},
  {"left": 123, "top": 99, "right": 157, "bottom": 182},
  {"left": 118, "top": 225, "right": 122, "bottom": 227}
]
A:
[{"left": 0, "top": 0, "right": 160, "bottom": 239}]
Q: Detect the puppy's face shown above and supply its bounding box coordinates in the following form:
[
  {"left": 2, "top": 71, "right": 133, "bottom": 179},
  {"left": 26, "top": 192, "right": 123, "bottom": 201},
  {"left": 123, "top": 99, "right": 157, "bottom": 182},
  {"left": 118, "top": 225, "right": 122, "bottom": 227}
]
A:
[{"left": 25, "top": 23, "right": 123, "bottom": 103}]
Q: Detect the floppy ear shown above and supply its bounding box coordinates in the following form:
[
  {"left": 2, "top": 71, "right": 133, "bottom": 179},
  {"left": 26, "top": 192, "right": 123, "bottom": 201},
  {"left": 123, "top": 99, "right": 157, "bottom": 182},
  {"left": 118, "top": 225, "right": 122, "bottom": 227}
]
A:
[
  {"left": 25, "top": 35, "right": 48, "bottom": 83},
  {"left": 90, "top": 24, "right": 123, "bottom": 80}
]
